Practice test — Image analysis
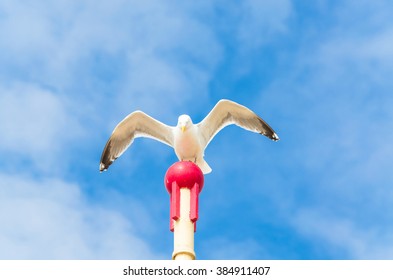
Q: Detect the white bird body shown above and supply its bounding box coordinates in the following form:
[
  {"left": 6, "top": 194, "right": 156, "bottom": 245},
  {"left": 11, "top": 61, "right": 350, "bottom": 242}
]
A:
[
  {"left": 173, "top": 123, "right": 201, "bottom": 161},
  {"left": 173, "top": 116, "right": 212, "bottom": 173},
  {"left": 100, "top": 99, "right": 279, "bottom": 174}
]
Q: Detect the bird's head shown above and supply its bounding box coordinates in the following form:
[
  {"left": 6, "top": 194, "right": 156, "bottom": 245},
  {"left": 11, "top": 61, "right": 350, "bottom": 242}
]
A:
[{"left": 177, "top": 114, "right": 193, "bottom": 133}]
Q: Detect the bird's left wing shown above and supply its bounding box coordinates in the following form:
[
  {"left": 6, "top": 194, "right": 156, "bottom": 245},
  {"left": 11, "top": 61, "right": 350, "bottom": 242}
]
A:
[
  {"left": 197, "top": 99, "right": 279, "bottom": 148},
  {"left": 100, "top": 111, "right": 174, "bottom": 172}
]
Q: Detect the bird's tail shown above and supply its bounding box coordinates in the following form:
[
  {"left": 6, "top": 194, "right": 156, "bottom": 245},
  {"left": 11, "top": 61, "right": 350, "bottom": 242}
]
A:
[{"left": 197, "top": 158, "right": 212, "bottom": 174}]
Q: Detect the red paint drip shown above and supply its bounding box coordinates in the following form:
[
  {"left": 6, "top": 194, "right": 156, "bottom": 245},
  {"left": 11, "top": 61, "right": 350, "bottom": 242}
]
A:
[
  {"left": 190, "top": 182, "right": 199, "bottom": 222},
  {"left": 169, "top": 181, "right": 180, "bottom": 232}
]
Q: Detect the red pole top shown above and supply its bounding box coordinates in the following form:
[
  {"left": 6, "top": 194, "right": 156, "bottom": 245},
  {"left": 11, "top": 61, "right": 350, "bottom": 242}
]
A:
[{"left": 165, "top": 161, "right": 204, "bottom": 193}]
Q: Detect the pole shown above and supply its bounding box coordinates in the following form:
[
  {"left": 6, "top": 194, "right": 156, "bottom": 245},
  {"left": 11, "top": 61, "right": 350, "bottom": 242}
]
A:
[
  {"left": 173, "top": 187, "right": 194, "bottom": 260},
  {"left": 165, "top": 161, "right": 204, "bottom": 260}
]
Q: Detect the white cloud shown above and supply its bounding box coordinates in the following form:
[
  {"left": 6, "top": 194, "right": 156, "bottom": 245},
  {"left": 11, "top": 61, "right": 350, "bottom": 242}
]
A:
[
  {"left": 0, "top": 173, "right": 161, "bottom": 259},
  {"left": 0, "top": 0, "right": 223, "bottom": 119},
  {"left": 200, "top": 237, "right": 267, "bottom": 259},
  {"left": 313, "top": 29, "right": 393, "bottom": 87},
  {"left": 0, "top": 0, "right": 226, "bottom": 173},
  {"left": 0, "top": 84, "right": 83, "bottom": 172},
  {"left": 292, "top": 209, "right": 393, "bottom": 259},
  {"left": 250, "top": 0, "right": 393, "bottom": 259},
  {"left": 237, "top": 0, "right": 292, "bottom": 49},
  {"left": 0, "top": 2, "right": 227, "bottom": 259},
  {"left": 0, "top": 1, "right": 55, "bottom": 55}
]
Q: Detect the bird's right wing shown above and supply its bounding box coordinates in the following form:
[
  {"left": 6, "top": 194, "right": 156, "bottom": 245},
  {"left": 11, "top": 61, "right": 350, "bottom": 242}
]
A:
[
  {"left": 99, "top": 111, "right": 174, "bottom": 172},
  {"left": 197, "top": 99, "right": 279, "bottom": 148}
]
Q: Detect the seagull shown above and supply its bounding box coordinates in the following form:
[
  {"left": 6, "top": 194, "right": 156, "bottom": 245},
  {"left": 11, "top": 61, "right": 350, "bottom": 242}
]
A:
[{"left": 99, "top": 99, "right": 279, "bottom": 174}]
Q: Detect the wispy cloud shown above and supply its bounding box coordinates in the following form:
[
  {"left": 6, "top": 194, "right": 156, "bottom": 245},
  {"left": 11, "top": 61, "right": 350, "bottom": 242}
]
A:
[
  {"left": 0, "top": 173, "right": 161, "bottom": 259},
  {"left": 237, "top": 0, "right": 292, "bottom": 49},
  {"left": 0, "top": 0, "right": 226, "bottom": 259},
  {"left": 0, "top": 84, "right": 83, "bottom": 173},
  {"left": 292, "top": 209, "right": 393, "bottom": 259},
  {"left": 0, "top": 0, "right": 223, "bottom": 119},
  {"left": 248, "top": 0, "right": 393, "bottom": 259},
  {"left": 199, "top": 237, "right": 267, "bottom": 260}
]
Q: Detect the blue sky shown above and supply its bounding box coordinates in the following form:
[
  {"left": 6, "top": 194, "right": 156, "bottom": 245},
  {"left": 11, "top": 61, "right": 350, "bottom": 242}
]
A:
[{"left": 1, "top": 0, "right": 393, "bottom": 259}]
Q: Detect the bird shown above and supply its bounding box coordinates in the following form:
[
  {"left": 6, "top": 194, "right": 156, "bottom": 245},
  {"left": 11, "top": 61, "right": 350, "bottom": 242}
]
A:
[{"left": 99, "top": 99, "right": 279, "bottom": 174}]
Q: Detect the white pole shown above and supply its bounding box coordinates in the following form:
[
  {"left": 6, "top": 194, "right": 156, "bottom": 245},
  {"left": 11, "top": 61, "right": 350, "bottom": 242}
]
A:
[{"left": 172, "top": 188, "right": 195, "bottom": 260}]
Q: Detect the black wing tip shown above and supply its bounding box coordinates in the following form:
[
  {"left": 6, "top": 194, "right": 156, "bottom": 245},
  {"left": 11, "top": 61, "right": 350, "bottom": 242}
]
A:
[
  {"left": 99, "top": 162, "right": 107, "bottom": 172},
  {"left": 271, "top": 132, "right": 280, "bottom": 141},
  {"left": 99, "top": 161, "right": 113, "bottom": 172},
  {"left": 261, "top": 131, "right": 280, "bottom": 141},
  {"left": 256, "top": 117, "right": 279, "bottom": 141},
  {"left": 99, "top": 139, "right": 116, "bottom": 172}
]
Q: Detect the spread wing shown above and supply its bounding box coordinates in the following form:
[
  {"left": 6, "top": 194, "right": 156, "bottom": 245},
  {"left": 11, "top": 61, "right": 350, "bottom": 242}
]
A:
[
  {"left": 197, "top": 99, "right": 279, "bottom": 148},
  {"left": 99, "top": 111, "right": 174, "bottom": 172}
]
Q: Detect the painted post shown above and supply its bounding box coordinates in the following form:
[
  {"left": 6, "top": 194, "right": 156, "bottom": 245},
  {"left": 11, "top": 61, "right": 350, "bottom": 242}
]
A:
[{"left": 165, "top": 161, "right": 204, "bottom": 260}]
